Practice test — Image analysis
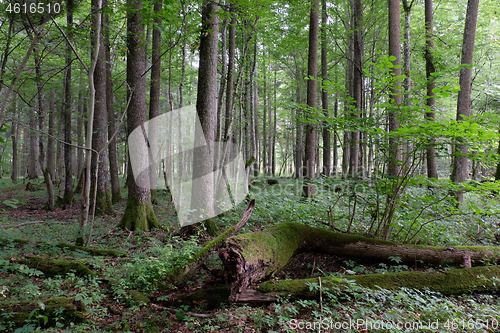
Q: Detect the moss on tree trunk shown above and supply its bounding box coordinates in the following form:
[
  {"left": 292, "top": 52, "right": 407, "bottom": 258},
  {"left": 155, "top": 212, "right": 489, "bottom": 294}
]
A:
[
  {"left": 16, "top": 256, "right": 94, "bottom": 277},
  {"left": 118, "top": 196, "right": 161, "bottom": 231},
  {"left": 257, "top": 265, "right": 500, "bottom": 300},
  {"left": 220, "top": 222, "right": 500, "bottom": 300},
  {"left": 0, "top": 297, "right": 86, "bottom": 329}
]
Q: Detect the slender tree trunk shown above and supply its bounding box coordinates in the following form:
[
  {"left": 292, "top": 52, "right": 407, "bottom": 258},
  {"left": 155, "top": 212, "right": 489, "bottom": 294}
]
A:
[
  {"left": 118, "top": 0, "right": 160, "bottom": 231},
  {"left": 303, "top": 0, "right": 319, "bottom": 197},
  {"left": 148, "top": 0, "right": 162, "bottom": 204},
  {"left": 349, "top": 0, "right": 363, "bottom": 179},
  {"left": 104, "top": 0, "right": 121, "bottom": 204},
  {"left": 321, "top": 0, "right": 330, "bottom": 177},
  {"left": 76, "top": 71, "right": 85, "bottom": 178},
  {"left": 451, "top": 0, "right": 479, "bottom": 207},
  {"left": 387, "top": 0, "right": 403, "bottom": 177},
  {"left": 424, "top": 0, "right": 438, "bottom": 180},
  {"left": 262, "top": 53, "right": 268, "bottom": 175},
  {"left": 272, "top": 69, "right": 277, "bottom": 176},
  {"left": 402, "top": 0, "right": 413, "bottom": 170},
  {"left": 47, "top": 88, "right": 56, "bottom": 182},
  {"left": 90, "top": 0, "right": 112, "bottom": 214},
  {"left": 11, "top": 101, "right": 18, "bottom": 181},
  {"left": 62, "top": 0, "right": 74, "bottom": 204}
]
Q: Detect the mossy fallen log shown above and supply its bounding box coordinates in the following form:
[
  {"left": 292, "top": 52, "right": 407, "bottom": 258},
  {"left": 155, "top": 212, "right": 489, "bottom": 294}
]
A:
[
  {"left": 167, "top": 200, "right": 255, "bottom": 285},
  {"left": 0, "top": 237, "right": 125, "bottom": 257},
  {"left": 15, "top": 256, "right": 94, "bottom": 277},
  {"left": 256, "top": 265, "right": 500, "bottom": 300},
  {"left": 219, "top": 222, "right": 500, "bottom": 300},
  {"left": 0, "top": 297, "right": 86, "bottom": 329}
]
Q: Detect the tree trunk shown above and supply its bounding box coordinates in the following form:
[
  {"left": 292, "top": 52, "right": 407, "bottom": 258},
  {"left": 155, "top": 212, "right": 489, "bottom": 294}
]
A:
[
  {"left": 118, "top": 0, "right": 160, "bottom": 231},
  {"left": 258, "top": 265, "right": 500, "bottom": 300},
  {"left": 451, "top": 0, "right": 479, "bottom": 207},
  {"left": 220, "top": 222, "right": 500, "bottom": 301},
  {"left": 349, "top": 0, "right": 363, "bottom": 179},
  {"left": 62, "top": 0, "right": 74, "bottom": 205},
  {"left": 425, "top": 0, "right": 439, "bottom": 181},
  {"left": 90, "top": 0, "right": 113, "bottom": 214},
  {"left": 11, "top": 102, "right": 18, "bottom": 181},
  {"left": 188, "top": 0, "right": 219, "bottom": 232},
  {"left": 320, "top": 0, "right": 330, "bottom": 177},
  {"left": 303, "top": 0, "right": 319, "bottom": 197},
  {"left": 104, "top": 0, "right": 121, "bottom": 204},
  {"left": 387, "top": 0, "right": 403, "bottom": 178},
  {"left": 148, "top": 0, "right": 162, "bottom": 204},
  {"left": 47, "top": 89, "right": 56, "bottom": 184}
]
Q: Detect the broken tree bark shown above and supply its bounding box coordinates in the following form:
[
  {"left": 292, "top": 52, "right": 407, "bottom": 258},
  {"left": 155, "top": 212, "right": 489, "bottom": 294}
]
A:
[
  {"left": 257, "top": 265, "right": 500, "bottom": 300},
  {"left": 168, "top": 199, "right": 255, "bottom": 285},
  {"left": 219, "top": 222, "right": 500, "bottom": 300}
]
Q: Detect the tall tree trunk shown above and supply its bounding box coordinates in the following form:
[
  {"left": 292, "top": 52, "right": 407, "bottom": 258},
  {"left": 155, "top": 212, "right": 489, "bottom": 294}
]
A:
[
  {"left": 349, "top": 0, "right": 363, "bottom": 179},
  {"left": 387, "top": 0, "right": 403, "bottom": 177},
  {"left": 402, "top": 0, "right": 413, "bottom": 170},
  {"left": 303, "top": 0, "right": 319, "bottom": 197},
  {"left": 424, "top": 0, "right": 438, "bottom": 180},
  {"left": 62, "top": 0, "right": 74, "bottom": 204},
  {"left": 189, "top": 0, "right": 219, "bottom": 229},
  {"left": 148, "top": 0, "right": 162, "bottom": 204},
  {"left": 11, "top": 101, "right": 18, "bottom": 181},
  {"left": 104, "top": 0, "right": 121, "bottom": 204},
  {"left": 118, "top": 0, "right": 160, "bottom": 231},
  {"left": 47, "top": 88, "right": 56, "bottom": 183},
  {"left": 321, "top": 0, "right": 330, "bottom": 177},
  {"left": 272, "top": 69, "right": 277, "bottom": 176},
  {"left": 451, "top": 0, "right": 479, "bottom": 207},
  {"left": 76, "top": 71, "right": 85, "bottom": 178},
  {"left": 90, "top": 0, "right": 112, "bottom": 214},
  {"left": 262, "top": 53, "right": 268, "bottom": 175}
]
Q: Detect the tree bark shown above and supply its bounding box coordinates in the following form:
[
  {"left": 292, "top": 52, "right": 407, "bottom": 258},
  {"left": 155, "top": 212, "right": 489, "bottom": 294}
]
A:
[
  {"left": 104, "top": 0, "right": 121, "bottom": 204},
  {"left": 387, "top": 0, "right": 403, "bottom": 178},
  {"left": 303, "top": 0, "right": 319, "bottom": 197},
  {"left": 425, "top": 0, "right": 439, "bottom": 180},
  {"left": 320, "top": 0, "right": 330, "bottom": 177},
  {"left": 148, "top": 0, "right": 162, "bottom": 204},
  {"left": 118, "top": 0, "right": 160, "bottom": 231},
  {"left": 257, "top": 265, "right": 500, "bottom": 301},
  {"left": 349, "top": 0, "right": 363, "bottom": 179},
  {"left": 90, "top": 0, "right": 113, "bottom": 214},
  {"left": 62, "top": 0, "right": 74, "bottom": 204},
  {"left": 190, "top": 0, "right": 219, "bottom": 228},
  {"left": 220, "top": 222, "right": 500, "bottom": 301},
  {"left": 451, "top": 0, "right": 479, "bottom": 207}
]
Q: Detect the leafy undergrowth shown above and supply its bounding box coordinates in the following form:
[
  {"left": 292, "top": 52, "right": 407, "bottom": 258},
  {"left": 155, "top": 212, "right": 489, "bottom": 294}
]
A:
[{"left": 1, "top": 178, "right": 499, "bottom": 332}]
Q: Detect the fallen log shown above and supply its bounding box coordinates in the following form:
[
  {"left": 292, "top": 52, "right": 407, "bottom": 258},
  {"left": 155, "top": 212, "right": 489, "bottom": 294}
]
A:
[
  {"left": 167, "top": 200, "right": 255, "bottom": 285},
  {"left": 0, "top": 237, "right": 125, "bottom": 257},
  {"left": 0, "top": 297, "right": 86, "bottom": 329},
  {"left": 14, "top": 256, "right": 94, "bottom": 277},
  {"left": 219, "top": 222, "right": 500, "bottom": 300},
  {"left": 256, "top": 265, "right": 500, "bottom": 300}
]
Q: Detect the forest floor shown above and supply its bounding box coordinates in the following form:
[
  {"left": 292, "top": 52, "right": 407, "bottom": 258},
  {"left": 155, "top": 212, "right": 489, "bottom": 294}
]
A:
[{"left": 1, "top": 177, "right": 500, "bottom": 332}]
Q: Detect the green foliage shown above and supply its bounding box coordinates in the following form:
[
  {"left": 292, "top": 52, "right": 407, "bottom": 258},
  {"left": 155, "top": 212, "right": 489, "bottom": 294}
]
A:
[{"left": 118, "top": 237, "right": 201, "bottom": 293}]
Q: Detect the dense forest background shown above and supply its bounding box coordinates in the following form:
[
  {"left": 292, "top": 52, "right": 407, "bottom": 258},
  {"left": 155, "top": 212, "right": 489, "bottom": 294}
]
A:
[{"left": 1, "top": 0, "right": 500, "bottom": 331}]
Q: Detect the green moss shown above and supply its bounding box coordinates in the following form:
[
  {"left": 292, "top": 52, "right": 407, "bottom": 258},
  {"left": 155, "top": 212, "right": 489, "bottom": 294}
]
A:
[
  {"left": 118, "top": 196, "right": 162, "bottom": 231},
  {"left": 128, "top": 290, "right": 150, "bottom": 305},
  {"left": 18, "top": 256, "right": 95, "bottom": 277},
  {"left": 259, "top": 266, "right": 500, "bottom": 297},
  {"left": 0, "top": 297, "right": 86, "bottom": 328}
]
